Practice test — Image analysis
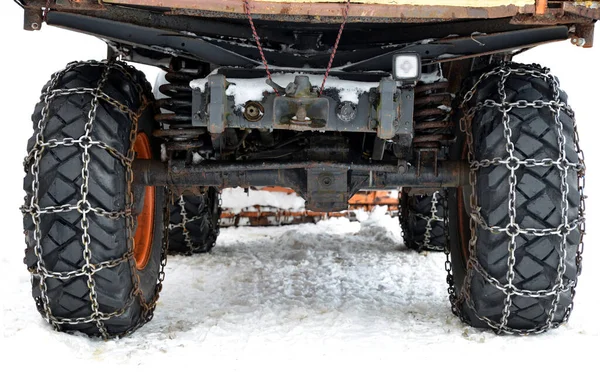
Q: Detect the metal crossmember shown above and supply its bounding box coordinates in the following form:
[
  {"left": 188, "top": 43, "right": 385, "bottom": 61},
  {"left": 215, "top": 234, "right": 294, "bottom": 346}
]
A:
[
  {"left": 242, "top": 0, "right": 351, "bottom": 96},
  {"left": 448, "top": 64, "right": 586, "bottom": 335},
  {"left": 22, "top": 60, "right": 168, "bottom": 338}
]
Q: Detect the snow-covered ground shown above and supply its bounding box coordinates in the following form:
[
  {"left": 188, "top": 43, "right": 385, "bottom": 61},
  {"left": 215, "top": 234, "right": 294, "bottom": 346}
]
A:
[
  {"left": 221, "top": 187, "right": 307, "bottom": 213},
  {"left": 1, "top": 3, "right": 599, "bottom": 370}
]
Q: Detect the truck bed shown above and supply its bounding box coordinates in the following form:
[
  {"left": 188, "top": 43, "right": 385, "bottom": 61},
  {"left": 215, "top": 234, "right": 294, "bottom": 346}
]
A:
[
  {"left": 18, "top": 0, "right": 599, "bottom": 70},
  {"left": 103, "top": 0, "right": 538, "bottom": 22}
]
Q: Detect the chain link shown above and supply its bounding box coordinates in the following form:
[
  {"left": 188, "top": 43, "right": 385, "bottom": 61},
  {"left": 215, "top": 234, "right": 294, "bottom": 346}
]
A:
[
  {"left": 176, "top": 195, "right": 198, "bottom": 253},
  {"left": 169, "top": 190, "right": 222, "bottom": 254},
  {"left": 399, "top": 191, "right": 447, "bottom": 252},
  {"left": 442, "top": 188, "right": 460, "bottom": 318},
  {"left": 449, "top": 63, "right": 586, "bottom": 335},
  {"left": 22, "top": 60, "right": 168, "bottom": 339},
  {"left": 418, "top": 191, "right": 446, "bottom": 251}
]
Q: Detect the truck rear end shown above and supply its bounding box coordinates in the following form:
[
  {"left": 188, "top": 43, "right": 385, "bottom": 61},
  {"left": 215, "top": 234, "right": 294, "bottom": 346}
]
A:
[{"left": 15, "top": 0, "right": 598, "bottom": 338}]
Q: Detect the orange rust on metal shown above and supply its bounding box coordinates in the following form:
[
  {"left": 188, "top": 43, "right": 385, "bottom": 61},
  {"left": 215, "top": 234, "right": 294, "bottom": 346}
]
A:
[
  {"left": 220, "top": 206, "right": 399, "bottom": 226},
  {"left": 348, "top": 191, "right": 398, "bottom": 207},
  {"left": 415, "top": 121, "right": 454, "bottom": 130},
  {"left": 535, "top": 0, "right": 547, "bottom": 15},
  {"left": 219, "top": 190, "right": 400, "bottom": 226},
  {"left": 259, "top": 186, "right": 297, "bottom": 194},
  {"left": 575, "top": 23, "right": 595, "bottom": 48},
  {"left": 221, "top": 210, "right": 353, "bottom": 219},
  {"left": 101, "top": 0, "right": 535, "bottom": 21},
  {"left": 25, "top": 0, "right": 105, "bottom": 10}
]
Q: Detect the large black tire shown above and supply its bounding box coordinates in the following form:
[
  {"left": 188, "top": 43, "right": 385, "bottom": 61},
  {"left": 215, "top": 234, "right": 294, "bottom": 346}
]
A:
[
  {"left": 22, "top": 61, "right": 165, "bottom": 338},
  {"left": 168, "top": 188, "right": 221, "bottom": 254},
  {"left": 400, "top": 190, "right": 446, "bottom": 251},
  {"left": 448, "top": 63, "right": 584, "bottom": 334}
]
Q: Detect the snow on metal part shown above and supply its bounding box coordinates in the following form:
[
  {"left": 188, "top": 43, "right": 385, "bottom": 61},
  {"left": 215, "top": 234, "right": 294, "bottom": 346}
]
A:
[
  {"left": 191, "top": 73, "right": 381, "bottom": 105},
  {"left": 190, "top": 68, "right": 446, "bottom": 107}
]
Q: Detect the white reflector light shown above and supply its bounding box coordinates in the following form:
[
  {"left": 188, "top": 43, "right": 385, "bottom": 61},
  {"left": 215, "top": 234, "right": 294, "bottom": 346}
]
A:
[{"left": 393, "top": 53, "right": 421, "bottom": 81}]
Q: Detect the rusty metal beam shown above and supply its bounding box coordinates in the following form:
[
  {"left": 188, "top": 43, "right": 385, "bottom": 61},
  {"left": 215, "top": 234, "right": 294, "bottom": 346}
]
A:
[
  {"left": 510, "top": 12, "right": 594, "bottom": 25},
  {"left": 132, "top": 159, "right": 469, "bottom": 189},
  {"left": 101, "top": 0, "right": 536, "bottom": 22},
  {"left": 563, "top": 1, "right": 600, "bottom": 20},
  {"left": 23, "top": 0, "right": 104, "bottom": 10}
]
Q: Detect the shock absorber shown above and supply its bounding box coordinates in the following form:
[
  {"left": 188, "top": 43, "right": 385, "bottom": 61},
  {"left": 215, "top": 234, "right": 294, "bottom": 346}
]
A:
[
  {"left": 411, "top": 79, "right": 455, "bottom": 171},
  {"left": 155, "top": 60, "right": 206, "bottom": 129},
  {"left": 154, "top": 59, "right": 211, "bottom": 161},
  {"left": 413, "top": 80, "right": 454, "bottom": 151}
]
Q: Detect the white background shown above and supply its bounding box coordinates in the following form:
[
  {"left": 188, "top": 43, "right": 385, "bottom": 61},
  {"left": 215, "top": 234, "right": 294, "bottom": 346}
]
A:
[{"left": 1, "top": 2, "right": 599, "bottom": 371}]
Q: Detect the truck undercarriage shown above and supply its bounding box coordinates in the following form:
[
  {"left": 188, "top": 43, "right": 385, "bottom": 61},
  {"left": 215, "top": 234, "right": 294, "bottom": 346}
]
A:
[
  {"left": 16, "top": 0, "right": 598, "bottom": 338},
  {"left": 17, "top": 0, "right": 596, "bottom": 210}
]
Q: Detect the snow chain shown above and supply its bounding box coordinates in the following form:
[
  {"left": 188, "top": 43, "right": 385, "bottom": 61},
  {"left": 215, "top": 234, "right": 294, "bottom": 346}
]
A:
[
  {"left": 21, "top": 60, "right": 168, "bottom": 339},
  {"left": 448, "top": 64, "right": 586, "bottom": 334},
  {"left": 169, "top": 191, "right": 222, "bottom": 254},
  {"left": 415, "top": 191, "right": 446, "bottom": 251}
]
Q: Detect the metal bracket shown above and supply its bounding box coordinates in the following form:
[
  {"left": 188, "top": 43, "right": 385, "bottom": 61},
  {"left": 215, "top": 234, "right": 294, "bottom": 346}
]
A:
[
  {"left": 208, "top": 74, "right": 227, "bottom": 134},
  {"left": 306, "top": 168, "right": 348, "bottom": 212},
  {"left": 273, "top": 96, "right": 329, "bottom": 129},
  {"left": 376, "top": 79, "right": 414, "bottom": 159},
  {"left": 191, "top": 87, "right": 205, "bottom": 127},
  {"left": 377, "top": 78, "right": 398, "bottom": 140},
  {"left": 23, "top": 8, "right": 43, "bottom": 31},
  {"left": 397, "top": 86, "right": 414, "bottom": 148}
]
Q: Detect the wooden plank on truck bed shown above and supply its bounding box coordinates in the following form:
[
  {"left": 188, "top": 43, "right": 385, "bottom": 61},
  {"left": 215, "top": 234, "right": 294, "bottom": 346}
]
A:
[
  {"left": 101, "top": 0, "right": 536, "bottom": 20},
  {"left": 256, "top": 0, "right": 534, "bottom": 6}
]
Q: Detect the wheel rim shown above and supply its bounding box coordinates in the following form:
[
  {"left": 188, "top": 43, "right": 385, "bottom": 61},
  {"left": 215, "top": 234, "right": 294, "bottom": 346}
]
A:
[
  {"left": 133, "top": 133, "right": 155, "bottom": 270},
  {"left": 457, "top": 186, "right": 470, "bottom": 261},
  {"left": 457, "top": 142, "right": 471, "bottom": 262}
]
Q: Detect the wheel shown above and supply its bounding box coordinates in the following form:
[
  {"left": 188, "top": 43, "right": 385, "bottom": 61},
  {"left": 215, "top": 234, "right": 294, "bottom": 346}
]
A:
[
  {"left": 447, "top": 63, "right": 585, "bottom": 334},
  {"left": 168, "top": 188, "right": 221, "bottom": 254},
  {"left": 22, "top": 60, "right": 166, "bottom": 338},
  {"left": 399, "top": 190, "right": 446, "bottom": 251}
]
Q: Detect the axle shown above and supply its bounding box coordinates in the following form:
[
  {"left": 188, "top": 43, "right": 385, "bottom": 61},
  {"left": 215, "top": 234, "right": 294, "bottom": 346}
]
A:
[{"left": 133, "top": 159, "right": 468, "bottom": 211}]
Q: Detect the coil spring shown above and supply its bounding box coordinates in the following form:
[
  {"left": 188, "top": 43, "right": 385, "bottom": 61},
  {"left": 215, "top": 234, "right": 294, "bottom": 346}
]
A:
[
  {"left": 155, "top": 66, "right": 203, "bottom": 128},
  {"left": 413, "top": 81, "right": 454, "bottom": 150}
]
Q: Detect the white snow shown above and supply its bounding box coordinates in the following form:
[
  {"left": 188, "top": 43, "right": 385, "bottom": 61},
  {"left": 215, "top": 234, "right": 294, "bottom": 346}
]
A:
[
  {"left": 189, "top": 68, "right": 453, "bottom": 107},
  {"left": 191, "top": 152, "right": 204, "bottom": 165},
  {"left": 2, "top": 212, "right": 599, "bottom": 369},
  {"left": 419, "top": 68, "right": 445, "bottom": 84},
  {"left": 1, "top": 4, "right": 600, "bottom": 370},
  {"left": 191, "top": 73, "right": 381, "bottom": 105},
  {"left": 221, "top": 187, "right": 306, "bottom": 213}
]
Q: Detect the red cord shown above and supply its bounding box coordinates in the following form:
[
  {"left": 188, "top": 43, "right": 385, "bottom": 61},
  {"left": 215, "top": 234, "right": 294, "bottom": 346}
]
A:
[
  {"left": 243, "top": 0, "right": 279, "bottom": 95},
  {"left": 319, "top": 0, "right": 351, "bottom": 96},
  {"left": 243, "top": 0, "right": 351, "bottom": 97},
  {"left": 42, "top": 0, "right": 53, "bottom": 22}
]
